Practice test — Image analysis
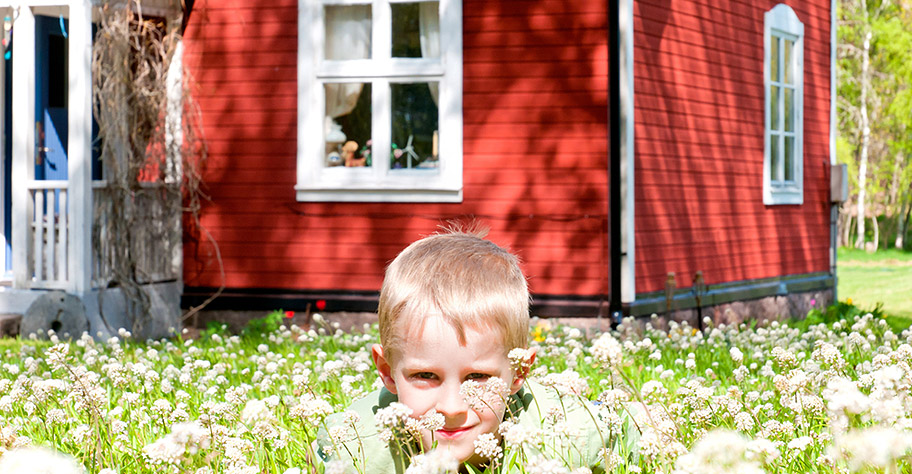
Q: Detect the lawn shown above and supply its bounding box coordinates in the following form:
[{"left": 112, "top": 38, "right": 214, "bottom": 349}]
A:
[
  {"left": 837, "top": 247, "right": 912, "bottom": 321},
  {"left": 1, "top": 313, "right": 911, "bottom": 473}
]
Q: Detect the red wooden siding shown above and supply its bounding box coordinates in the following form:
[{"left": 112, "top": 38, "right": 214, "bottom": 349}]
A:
[
  {"left": 182, "top": 0, "right": 612, "bottom": 298},
  {"left": 633, "top": 0, "right": 832, "bottom": 293}
]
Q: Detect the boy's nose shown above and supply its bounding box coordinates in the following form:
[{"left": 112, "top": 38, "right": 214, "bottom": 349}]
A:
[{"left": 435, "top": 384, "right": 469, "bottom": 419}]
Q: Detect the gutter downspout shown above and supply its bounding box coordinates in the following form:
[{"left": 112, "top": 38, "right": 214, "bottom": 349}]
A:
[{"left": 608, "top": 0, "right": 623, "bottom": 325}]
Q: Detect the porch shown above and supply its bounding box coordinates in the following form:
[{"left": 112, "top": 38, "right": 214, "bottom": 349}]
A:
[{"left": 0, "top": 0, "right": 183, "bottom": 338}]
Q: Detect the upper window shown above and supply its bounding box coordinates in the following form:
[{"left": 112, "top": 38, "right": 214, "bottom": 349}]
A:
[
  {"left": 297, "top": 0, "right": 463, "bottom": 202},
  {"left": 763, "top": 4, "right": 804, "bottom": 205}
]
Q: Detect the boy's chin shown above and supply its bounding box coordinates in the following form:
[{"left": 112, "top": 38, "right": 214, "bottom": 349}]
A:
[{"left": 426, "top": 436, "right": 478, "bottom": 465}]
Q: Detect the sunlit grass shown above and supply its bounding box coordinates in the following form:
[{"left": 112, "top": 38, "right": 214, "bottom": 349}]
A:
[{"left": 837, "top": 247, "right": 912, "bottom": 321}]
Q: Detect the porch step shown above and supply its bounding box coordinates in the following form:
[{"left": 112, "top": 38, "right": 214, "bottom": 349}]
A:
[{"left": 0, "top": 313, "right": 22, "bottom": 338}]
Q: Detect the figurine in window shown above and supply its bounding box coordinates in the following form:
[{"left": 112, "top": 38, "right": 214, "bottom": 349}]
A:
[{"left": 343, "top": 140, "right": 366, "bottom": 167}]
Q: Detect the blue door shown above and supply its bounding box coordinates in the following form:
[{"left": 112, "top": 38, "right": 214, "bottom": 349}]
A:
[
  {"left": 35, "top": 15, "right": 69, "bottom": 182},
  {"left": 1, "top": 16, "right": 98, "bottom": 275}
]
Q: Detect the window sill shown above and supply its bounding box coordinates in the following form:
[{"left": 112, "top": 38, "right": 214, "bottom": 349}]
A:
[
  {"left": 764, "top": 189, "right": 804, "bottom": 206},
  {"left": 295, "top": 186, "right": 462, "bottom": 203}
]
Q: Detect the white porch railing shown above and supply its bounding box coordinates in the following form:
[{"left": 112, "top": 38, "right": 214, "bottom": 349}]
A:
[
  {"left": 26, "top": 180, "right": 69, "bottom": 289},
  {"left": 23, "top": 181, "right": 181, "bottom": 291}
]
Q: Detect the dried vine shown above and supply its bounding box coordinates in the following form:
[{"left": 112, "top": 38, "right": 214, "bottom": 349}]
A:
[{"left": 92, "top": 0, "right": 213, "bottom": 334}]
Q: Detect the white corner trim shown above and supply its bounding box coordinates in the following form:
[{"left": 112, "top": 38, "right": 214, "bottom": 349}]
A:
[
  {"left": 68, "top": 0, "right": 93, "bottom": 294},
  {"left": 0, "top": 26, "right": 5, "bottom": 276},
  {"left": 11, "top": 6, "right": 35, "bottom": 288},
  {"left": 165, "top": 40, "right": 183, "bottom": 184},
  {"left": 620, "top": 0, "right": 635, "bottom": 303}
]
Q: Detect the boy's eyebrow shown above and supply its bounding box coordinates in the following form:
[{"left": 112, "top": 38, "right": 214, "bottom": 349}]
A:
[{"left": 399, "top": 360, "right": 504, "bottom": 373}]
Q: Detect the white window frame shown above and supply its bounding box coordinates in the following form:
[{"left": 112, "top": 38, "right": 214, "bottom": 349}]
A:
[
  {"left": 296, "top": 0, "right": 463, "bottom": 203},
  {"left": 763, "top": 4, "right": 804, "bottom": 205}
]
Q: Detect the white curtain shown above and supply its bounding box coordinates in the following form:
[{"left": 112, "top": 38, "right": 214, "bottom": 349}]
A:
[
  {"left": 325, "top": 5, "right": 371, "bottom": 119},
  {"left": 419, "top": 2, "right": 440, "bottom": 105}
]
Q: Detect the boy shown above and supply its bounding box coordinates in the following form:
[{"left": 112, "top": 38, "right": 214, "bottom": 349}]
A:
[{"left": 315, "top": 228, "right": 638, "bottom": 472}]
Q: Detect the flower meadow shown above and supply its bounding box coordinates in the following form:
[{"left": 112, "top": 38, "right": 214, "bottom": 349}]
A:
[{"left": 1, "top": 311, "right": 912, "bottom": 474}]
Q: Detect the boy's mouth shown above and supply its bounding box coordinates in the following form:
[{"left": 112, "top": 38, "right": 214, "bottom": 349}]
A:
[{"left": 435, "top": 426, "right": 472, "bottom": 439}]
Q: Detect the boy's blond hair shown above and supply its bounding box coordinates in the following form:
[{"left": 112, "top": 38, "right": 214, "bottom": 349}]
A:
[{"left": 378, "top": 226, "right": 530, "bottom": 361}]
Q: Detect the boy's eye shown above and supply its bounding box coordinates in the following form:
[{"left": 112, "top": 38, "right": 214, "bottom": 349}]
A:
[
  {"left": 412, "top": 372, "right": 437, "bottom": 380},
  {"left": 466, "top": 373, "right": 490, "bottom": 381}
]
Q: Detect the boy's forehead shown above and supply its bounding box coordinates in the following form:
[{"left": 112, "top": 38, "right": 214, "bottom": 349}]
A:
[
  {"left": 399, "top": 312, "right": 504, "bottom": 342},
  {"left": 392, "top": 314, "right": 509, "bottom": 358}
]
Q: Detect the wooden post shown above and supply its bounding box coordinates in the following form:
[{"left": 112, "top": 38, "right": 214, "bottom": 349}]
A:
[
  {"left": 12, "top": 6, "right": 36, "bottom": 289},
  {"left": 68, "top": 0, "right": 93, "bottom": 294}
]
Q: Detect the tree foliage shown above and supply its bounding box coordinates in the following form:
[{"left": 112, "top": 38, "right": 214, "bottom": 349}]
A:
[{"left": 838, "top": 0, "right": 912, "bottom": 250}]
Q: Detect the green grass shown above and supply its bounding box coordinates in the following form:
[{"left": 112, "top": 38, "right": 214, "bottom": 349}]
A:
[
  {"left": 837, "top": 246, "right": 912, "bottom": 323},
  {"left": 837, "top": 247, "right": 912, "bottom": 263}
]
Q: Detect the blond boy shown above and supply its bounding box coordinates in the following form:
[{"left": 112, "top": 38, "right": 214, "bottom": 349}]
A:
[{"left": 315, "top": 228, "right": 637, "bottom": 472}]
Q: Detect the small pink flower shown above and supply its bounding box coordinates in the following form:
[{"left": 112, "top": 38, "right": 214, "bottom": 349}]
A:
[{"left": 394, "top": 149, "right": 403, "bottom": 158}]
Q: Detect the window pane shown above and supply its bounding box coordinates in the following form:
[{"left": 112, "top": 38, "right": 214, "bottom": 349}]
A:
[
  {"left": 770, "top": 86, "right": 780, "bottom": 131},
  {"left": 325, "top": 5, "right": 372, "bottom": 60},
  {"left": 784, "top": 39, "right": 793, "bottom": 84},
  {"left": 392, "top": 2, "right": 439, "bottom": 58},
  {"left": 784, "top": 88, "right": 794, "bottom": 132},
  {"left": 770, "top": 134, "right": 780, "bottom": 182},
  {"left": 784, "top": 136, "right": 795, "bottom": 181},
  {"left": 770, "top": 36, "right": 779, "bottom": 82},
  {"left": 391, "top": 82, "right": 440, "bottom": 169},
  {"left": 325, "top": 83, "right": 372, "bottom": 167}
]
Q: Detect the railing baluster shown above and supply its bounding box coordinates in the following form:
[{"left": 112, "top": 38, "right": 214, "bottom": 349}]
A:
[
  {"left": 25, "top": 182, "right": 71, "bottom": 289},
  {"left": 59, "top": 190, "right": 68, "bottom": 281},
  {"left": 33, "top": 190, "right": 44, "bottom": 282},
  {"left": 47, "top": 190, "right": 56, "bottom": 282}
]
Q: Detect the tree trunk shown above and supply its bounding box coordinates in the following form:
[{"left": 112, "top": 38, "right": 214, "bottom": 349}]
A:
[
  {"left": 871, "top": 214, "right": 879, "bottom": 252},
  {"left": 843, "top": 207, "right": 854, "bottom": 248},
  {"left": 856, "top": 23, "right": 873, "bottom": 249},
  {"left": 898, "top": 195, "right": 911, "bottom": 249},
  {"left": 884, "top": 151, "right": 903, "bottom": 249}
]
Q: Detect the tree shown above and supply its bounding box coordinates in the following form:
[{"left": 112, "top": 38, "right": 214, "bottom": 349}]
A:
[{"left": 838, "top": 0, "right": 912, "bottom": 250}]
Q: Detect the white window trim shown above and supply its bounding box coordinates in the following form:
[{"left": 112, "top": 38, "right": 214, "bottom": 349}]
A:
[
  {"left": 763, "top": 4, "right": 804, "bottom": 205},
  {"left": 296, "top": 0, "right": 463, "bottom": 203}
]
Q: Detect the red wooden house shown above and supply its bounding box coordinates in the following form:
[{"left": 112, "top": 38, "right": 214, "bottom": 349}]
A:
[{"left": 181, "top": 0, "right": 839, "bottom": 323}]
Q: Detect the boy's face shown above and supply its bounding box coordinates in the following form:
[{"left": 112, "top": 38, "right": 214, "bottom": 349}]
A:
[{"left": 372, "top": 315, "right": 528, "bottom": 465}]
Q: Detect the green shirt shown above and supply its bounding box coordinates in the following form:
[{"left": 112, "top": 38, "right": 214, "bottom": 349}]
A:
[{"left": 314, "top": 380, "right": 640, "bottom": 473}]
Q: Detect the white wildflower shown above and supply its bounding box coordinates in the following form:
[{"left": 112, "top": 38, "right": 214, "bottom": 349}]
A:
[
  {"left": 591, "top": 333, "right": 623, "bottom": 367},
  {"left": 420, "top": 410, "right": 445, "bottom": 431},
  {"left": 404, "top": 449, "right": 459, "bottom": 474},
  {"left": 787, "top": 436, "right": 813, "bottom": 451},
  {"left": 240, "top": 399, "right": 273, "bottom": 424},
  {"left": 473, "top": 432, "right": 503, "bottom": 460},
  {"left": 460, "top": 377, "right": 509, "bottom": 411},
  {"left": 538, "top": 370, "right": 590, "bottom": 397},
  {"left": 673, "top": 429, "right": 765, "bottom": 474},
  {"left": 830, "top": 426, "right": 912, "bottom": 472},
  {"left": 508, "top": 348, "right": 536, "bottom": 372},
  {"left": 0, "top": 447, "right": 87, "bottom": 474}
]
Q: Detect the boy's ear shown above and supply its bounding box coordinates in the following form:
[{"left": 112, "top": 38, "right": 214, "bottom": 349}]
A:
[
  {"left": 371, "top": 344, "right": 398, "bottom": 394},
  {"left": 509, "top": 347, "right": 537, "bottom": 394}
]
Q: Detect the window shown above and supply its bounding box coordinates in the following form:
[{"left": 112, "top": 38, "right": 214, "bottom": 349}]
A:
[
  {"left": 763, "top": 4, "right": 804, "bottom": 205},
  {"left": 297, "top": 0, "right": 462, "bottom": 202}
]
